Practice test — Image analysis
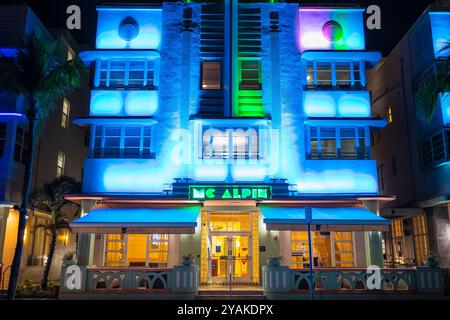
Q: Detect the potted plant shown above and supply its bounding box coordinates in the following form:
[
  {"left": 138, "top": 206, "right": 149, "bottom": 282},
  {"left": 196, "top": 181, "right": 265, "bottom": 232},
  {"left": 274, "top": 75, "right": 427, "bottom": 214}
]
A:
[
  {"left": 423, "top": 253, "right": 439, "bottom": 268},
  {"left": 267, "top": 256, "right": 284, "bottom": 267},
  {"left": 181, "top": 253, "right": 194, "bottom": 266},
  {"left": 62, "top": 249, "right": 77, "bottom": 266}
]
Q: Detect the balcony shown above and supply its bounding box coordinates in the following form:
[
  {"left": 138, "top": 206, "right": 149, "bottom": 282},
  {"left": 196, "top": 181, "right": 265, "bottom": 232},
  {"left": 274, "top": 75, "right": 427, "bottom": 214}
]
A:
[
  {"left": 59, "top": 265, "right": 199, "bottom": 300},
  {"left": 303, "top": 91, "right": 371, "bottom": 118},
  {"left": 263, "top": 266, "right": 445, "bottom": 299},
  {"left": 90, "top": 90, "right": 159, "bottom": 117},
  {"left": 297, "top": 160, "right": 379, "bottom": 195}
]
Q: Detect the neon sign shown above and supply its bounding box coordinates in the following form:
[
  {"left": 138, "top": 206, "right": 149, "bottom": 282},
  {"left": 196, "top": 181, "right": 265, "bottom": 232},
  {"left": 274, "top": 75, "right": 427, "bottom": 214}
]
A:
[{"left": 189, "top": 185, "right": 272, "bottom": 200}]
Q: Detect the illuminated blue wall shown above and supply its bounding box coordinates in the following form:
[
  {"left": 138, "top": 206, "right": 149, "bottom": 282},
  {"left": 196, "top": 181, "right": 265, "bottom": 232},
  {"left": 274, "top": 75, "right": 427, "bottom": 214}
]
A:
[
  {"left": 90, "top": 90, "right": 158, "bottom": 116},
  {"left": 297, "top": 8, "right": 365, "bottom": 52},
  {"left": 81, "top": 3, "right": 381, "bottom": 196},
  {"left": 96, "top": 7, "right": 162, "bottom": 50},
  {"left": 303, "top": 91, "right": 371, "bottom": 118}
]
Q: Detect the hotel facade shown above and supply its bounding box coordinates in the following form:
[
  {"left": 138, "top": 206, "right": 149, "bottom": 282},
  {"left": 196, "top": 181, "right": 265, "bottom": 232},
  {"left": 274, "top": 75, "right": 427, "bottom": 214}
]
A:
[{"left": 61, "top": 1, "right": 445, "bottom": 299}]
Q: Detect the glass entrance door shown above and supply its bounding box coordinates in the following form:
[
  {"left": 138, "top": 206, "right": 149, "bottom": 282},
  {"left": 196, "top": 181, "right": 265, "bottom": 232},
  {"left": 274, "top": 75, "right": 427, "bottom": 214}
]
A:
[{"left": 210, "top": 234, "right": 250, "bottom": 283}]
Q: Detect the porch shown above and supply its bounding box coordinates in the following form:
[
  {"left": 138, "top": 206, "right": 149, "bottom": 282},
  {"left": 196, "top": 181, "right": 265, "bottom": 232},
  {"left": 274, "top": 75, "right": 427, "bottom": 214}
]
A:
[
  {"left": 262, "top": 266, "right": 445, "bottom": 300},
  {"left": 59, "top": 264, "right": 445, "bottom": 300}
]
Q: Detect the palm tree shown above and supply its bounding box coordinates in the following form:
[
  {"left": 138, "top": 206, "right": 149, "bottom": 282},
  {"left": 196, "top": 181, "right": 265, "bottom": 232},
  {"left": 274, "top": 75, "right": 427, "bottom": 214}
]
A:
[
  {"left": 416, "top": 43, "right": 450, "bottom": 123},
  {"left": 0, "top": 33, "right": 87, "bottom": 299},
  {"left": 29, "top": 176, "right": 81, "bottom": 290}
]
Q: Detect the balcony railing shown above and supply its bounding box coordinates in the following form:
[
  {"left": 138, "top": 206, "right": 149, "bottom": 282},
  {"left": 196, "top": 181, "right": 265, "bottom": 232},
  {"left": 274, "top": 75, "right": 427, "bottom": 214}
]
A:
[
  {"left": 263, "top": 266, "right": 445, "bottom": 298},
  {"left": 60, "top": 265, "right": 199, "bottom": 299}
]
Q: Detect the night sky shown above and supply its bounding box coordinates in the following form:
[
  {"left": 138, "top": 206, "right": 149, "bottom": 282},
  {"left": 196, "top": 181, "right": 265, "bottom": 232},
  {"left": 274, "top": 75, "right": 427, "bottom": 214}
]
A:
[{"left": 4, "top": 0, "right": 436, "bottom": 56}]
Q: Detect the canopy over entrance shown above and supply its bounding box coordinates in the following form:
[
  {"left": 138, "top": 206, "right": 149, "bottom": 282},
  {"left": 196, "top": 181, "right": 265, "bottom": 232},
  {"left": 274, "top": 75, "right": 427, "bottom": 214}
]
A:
[
  {"left": 70, "top": 206, "right": 200, "bottom": 234},
  {"left": 261, "top": 206, "right": 390, "bottom": 232}
]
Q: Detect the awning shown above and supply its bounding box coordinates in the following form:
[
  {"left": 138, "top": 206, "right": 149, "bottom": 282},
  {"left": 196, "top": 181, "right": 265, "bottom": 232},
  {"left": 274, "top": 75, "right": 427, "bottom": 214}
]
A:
[
  {"left": 70, "top": 206, "right": 200, "bottom": 234},
  {"left": 261, "top": 206, "right": 390, "bottom": 232}
]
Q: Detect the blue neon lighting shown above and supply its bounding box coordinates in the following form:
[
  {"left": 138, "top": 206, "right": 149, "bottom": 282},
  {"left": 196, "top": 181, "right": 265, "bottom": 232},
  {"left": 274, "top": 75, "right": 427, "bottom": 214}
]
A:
[
  {"left": 90, "top": 90, "right": 158, "bottom": 116},
  {"left": 71, "top": 207, "right": 200, "bottom": 227},
  {"left": 429, "top": 12, "right": 450, "bottom": 58},
  {"left": 440, "top": 93, "right": 450, "bottom": 124},
  {"left": 304, "top": 91, "right": 370, "bottom": 118},
  {"left": 261, "top": 206, "right": 389, "bottom": 226},
  {"left": 296, "top": 160, "right": 379, "bottom": 194},
  {"left": 96, "top": 8, "right": 162, "bottom": 49}
]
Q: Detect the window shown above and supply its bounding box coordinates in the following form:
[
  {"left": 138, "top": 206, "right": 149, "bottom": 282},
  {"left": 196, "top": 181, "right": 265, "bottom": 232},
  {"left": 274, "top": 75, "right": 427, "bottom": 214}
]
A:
[
  {"left": 202, "top": 127, "right": 259, "bottom": 159},
  {"left": 307, "top": 127, "right": 369, "bottom": 160},
  {"left": 387, "top": 107, "right": 393, "bottom": 124},
  {"left": 104, "top": 234, "right": 126, "bottom": 267},
  {"left": 27, "top": 214, "right": 50, "bottom": 266},
  {"left": 240, "top": 60, "right": 261, "bottom": 90},
  {"left": 334, "top": 232, "right": 355, "bottom": 268},
  {"left": 61, "top": 98, "right": 70, "bottom": 128},
  {"left": 104, "top": 234, "right": 169, "bottom": 268},
  {"left": 412, "top": 215, "right": 429, "bottom": 266},
  {"left": 56, "top": 151, "right": 65, "bottom": 177},
  {"left": 291, "top": 232, "right": 332, "bottom": 269},
  {"left": 306, "top": 61, "right": 363, "bottom": 89},
  {"left": 14, "top": 126, "right": 29, "bottom": 165},
  {"left": 420, "top": 129, "right": 450, "bottom": 168},
  {"left": 93, "top": 126, "right": 153, "bottom": 159},
  {"left": 201, "top": 61, "right": 221, "bottom": 90},
  {"left": 0, "top": 123, "right": 6, "bottom": 157},
  {"left": 98, "top": 60, "right": 156, "bottom": 89},
  {"left": 392, "top": 219, "right": 404, "bottom": 264}
]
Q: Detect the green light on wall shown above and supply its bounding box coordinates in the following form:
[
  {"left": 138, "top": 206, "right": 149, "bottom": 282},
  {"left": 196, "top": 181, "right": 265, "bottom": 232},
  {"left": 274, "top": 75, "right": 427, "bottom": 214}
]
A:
[{"left": 189, "top": 185, "right": 272, "bottom": 200}]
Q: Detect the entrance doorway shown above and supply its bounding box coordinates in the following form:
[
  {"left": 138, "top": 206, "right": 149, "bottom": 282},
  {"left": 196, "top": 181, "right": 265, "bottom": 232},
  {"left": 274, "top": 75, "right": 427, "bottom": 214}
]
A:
[
  {"left": 210, "top": 235, "right": 250, "bottom": 282},
  {"left": 201, "top": 211, "right": 258, "bottom": 285}
]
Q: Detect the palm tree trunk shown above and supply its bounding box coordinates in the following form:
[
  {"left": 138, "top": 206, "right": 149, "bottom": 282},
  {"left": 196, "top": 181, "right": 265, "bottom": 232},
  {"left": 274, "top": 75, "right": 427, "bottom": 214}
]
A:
[
  {"left": 41, "top": 230, "right": 56, "bottom": 290},
  {"left": 7, "top": 103, "right": 37, "bottom": 300}
]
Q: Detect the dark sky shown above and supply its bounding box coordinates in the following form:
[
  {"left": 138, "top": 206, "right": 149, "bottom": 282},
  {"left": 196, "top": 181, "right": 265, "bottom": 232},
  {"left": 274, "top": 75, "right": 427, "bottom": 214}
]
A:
[{"left": 4, "top": 0, "right": 436, "bottom": 56}]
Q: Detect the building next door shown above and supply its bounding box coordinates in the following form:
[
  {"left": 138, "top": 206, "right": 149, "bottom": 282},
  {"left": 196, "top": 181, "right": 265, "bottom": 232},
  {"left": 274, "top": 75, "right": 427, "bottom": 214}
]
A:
[{"left": 201, "top": 211, "right": 258, "bottom": 285}]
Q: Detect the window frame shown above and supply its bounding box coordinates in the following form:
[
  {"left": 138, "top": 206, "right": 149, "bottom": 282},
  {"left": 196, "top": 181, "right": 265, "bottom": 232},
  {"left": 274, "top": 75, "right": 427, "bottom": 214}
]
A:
[
  {"left": 103, "top": 234, "right": 169, "bottom": 268},
  {"left": 305, "top": 60, "right": 365, "bottom": 90},
  {"left": 306, "top": 126, "right": 370, "bottom": 160},
  {"left": 201, "top": 127, "right": 261, "bottom": 160},
  {"left": 61, "top": 98, "right": 70, "bottom": 128},
  {"left": 201, "top": 60, "right": 222, "bottom": 90},
  {"left": 92, "top": 125, "right": 153, "bottom": 159},
  {"left": 96, "top": 59, "right": 158, "bottom": 90},
  {"left": 13, "top": 126, "right": 29, "bottom": 165},
  {"left": 56, "top": 151, "right": 65, "bottom": 177},
  {"left": 239, "top": 59, "right": 262, "bottom": 90}
]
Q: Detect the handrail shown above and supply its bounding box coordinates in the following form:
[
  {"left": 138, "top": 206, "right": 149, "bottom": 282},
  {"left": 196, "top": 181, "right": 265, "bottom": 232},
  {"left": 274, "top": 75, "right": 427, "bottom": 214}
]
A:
[
  {"left": 290, "top": 267, "right": 415, "bottom": 272},
  {"left": 87, "top": 266, "right": 173, "bottom": 272}
]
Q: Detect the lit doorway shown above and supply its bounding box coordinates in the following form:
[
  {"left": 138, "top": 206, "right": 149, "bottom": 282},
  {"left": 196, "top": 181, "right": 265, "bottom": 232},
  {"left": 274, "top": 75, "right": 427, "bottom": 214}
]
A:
[{"left": 201, "top": 211, "right": 258, "bottom": 285}]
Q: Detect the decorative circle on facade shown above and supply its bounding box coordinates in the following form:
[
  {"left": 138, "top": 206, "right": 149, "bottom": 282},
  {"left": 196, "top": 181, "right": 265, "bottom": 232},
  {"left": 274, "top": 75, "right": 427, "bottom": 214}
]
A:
[
  {"left": 118, "top": 17, "right": 140, "bottom": 41},
  {"left": 322, "top": 20, "right": 344, "bottom": 43}
]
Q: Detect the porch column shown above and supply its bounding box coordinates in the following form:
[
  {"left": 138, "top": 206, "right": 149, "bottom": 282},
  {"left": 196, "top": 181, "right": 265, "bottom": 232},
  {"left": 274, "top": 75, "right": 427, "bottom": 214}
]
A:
[
  {"left": 77, "top": 200, "right": 97, "bottom": 266},
  {"left": 364, "top": 200, "right": 384, "bottom": 267}
]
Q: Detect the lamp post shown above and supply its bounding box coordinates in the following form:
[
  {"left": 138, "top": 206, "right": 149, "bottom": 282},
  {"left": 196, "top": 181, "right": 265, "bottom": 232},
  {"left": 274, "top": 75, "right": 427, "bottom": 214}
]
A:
[{"left": 305, "top": 207, "right": 314, "bottom": 300}]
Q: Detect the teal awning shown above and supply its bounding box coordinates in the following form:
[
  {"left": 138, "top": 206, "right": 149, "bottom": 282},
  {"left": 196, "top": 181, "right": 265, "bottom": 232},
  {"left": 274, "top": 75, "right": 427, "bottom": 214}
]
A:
[
  {"left": 70, "top": 206, "right": 200, "bottom": 234},
  {"left": 261, "top": 206, "right": 390, "bottom": 232}
]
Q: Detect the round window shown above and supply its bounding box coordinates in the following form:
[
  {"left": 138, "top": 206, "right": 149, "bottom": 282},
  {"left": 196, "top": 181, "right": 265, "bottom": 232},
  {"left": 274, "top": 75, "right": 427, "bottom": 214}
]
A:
[
  {"left": 322, "top": 20, "right": 344, "bottom": 43},
  {"left": 118, "top": 17, "right": 140, "bottom": 41}
]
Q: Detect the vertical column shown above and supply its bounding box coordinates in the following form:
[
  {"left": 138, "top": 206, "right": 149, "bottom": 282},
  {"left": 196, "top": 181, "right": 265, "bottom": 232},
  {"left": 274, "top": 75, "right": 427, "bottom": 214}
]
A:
[
  {"left": 0, "top": 208, "right": 9, "bottom": 264},
  {"left": 270, "top": 11, "right": 281, "bottom": 129},
  {"left": 224, "top": 0, "right": 232, "bottom": 117},
  {"left": 76, "top": 200, "right": 97, "bottom": 266},
  {"left": 180, "top": 7, "right": 193, "bottom": 129},
  {"left": 364, "top": 200, "right": 384, "bottom": 267}
]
